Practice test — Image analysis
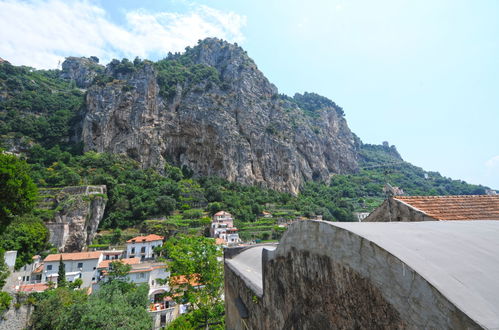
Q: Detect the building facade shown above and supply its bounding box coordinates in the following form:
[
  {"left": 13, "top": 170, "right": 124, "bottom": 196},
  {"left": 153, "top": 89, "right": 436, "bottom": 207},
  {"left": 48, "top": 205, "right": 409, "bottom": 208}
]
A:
[
  {"left": 126, "top": 234, "right": 164, "bottom": 260},
  {"left": 211, "top": 211, "right": 241, "bottom": 244},
  {"left": 42, "top": 251, "right": 103, "bottom": 288}
]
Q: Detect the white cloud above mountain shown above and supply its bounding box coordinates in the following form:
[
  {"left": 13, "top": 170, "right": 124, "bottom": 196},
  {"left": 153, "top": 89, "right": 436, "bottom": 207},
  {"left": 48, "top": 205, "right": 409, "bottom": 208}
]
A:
[{"left": 0, "top": 0, "right": 246, "bottom": 68}]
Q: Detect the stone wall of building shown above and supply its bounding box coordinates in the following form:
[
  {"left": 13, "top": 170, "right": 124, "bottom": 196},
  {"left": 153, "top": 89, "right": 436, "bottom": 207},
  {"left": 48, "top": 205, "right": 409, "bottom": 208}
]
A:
[
  {"left": 224, "top": 263, "right": 264, "bottom": 330},
  {"left": 225, "top": 221, "right": 480, "bottom": 329},
  {"left": 40, "top": 185, "right": 107, "bottom": 252},
  {"left": 362, "top": 198, "right": 436, "bottom": 222}
]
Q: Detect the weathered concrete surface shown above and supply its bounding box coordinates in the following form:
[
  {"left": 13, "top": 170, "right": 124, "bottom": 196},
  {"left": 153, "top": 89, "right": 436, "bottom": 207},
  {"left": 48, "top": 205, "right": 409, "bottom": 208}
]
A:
[
  {"left": 225, "top": 245, "right": 276, "bottom": 296},
  {"left": 225, "top": 221, "right": 498, "bottom": 329}
]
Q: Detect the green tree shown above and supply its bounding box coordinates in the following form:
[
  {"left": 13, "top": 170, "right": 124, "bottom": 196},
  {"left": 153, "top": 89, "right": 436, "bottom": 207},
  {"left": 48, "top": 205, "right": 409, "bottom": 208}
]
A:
[
  {"left": 0, "top": 249, "right": 9, "bottom": 289},
  {"left": 0, "top": 291, "right": 13, "bottom": 314},
  {"left": 0, "top": 215, "right": 49, "bottom": 269},
  {"left": 30, "top": 287, "right": 88, "bottom": 330},
  {"left": 110, "top": 228, "right": 122, "bottom": 245},
  {"left": 30, "top": 272, "right": 151, "bottom": 330},
  {"left": 107, "top": 260, "right": 132, "bottom": 283},
  {"left": 164, "top": 235, "right": 224, "bottom": 329},
  {"left": 0, "top": 152, "right": 38, "bottom": 233},
  {"left": 68, "top": 278, "right": 83, "bottom": 290},
  {"left": 57, "top": 255, "right": 67, "bottom": 288}
]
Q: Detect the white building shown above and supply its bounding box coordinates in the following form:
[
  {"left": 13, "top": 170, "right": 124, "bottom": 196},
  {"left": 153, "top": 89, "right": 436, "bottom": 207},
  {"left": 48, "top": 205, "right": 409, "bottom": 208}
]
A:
[
  {"left": 126, "top": 234, "right": 164, "bottom": 260},
  {"left": 4, "top": 251, "right": 17, "bottom": 271},
  {"left": 42, "top": 251, "right": 103, "bottom": 288},
  {"left": 211, "top": 211, "right": 241, "bottom": 244},
  {"left": 94, "top": 258, "right": 171, "bottom": 312}
]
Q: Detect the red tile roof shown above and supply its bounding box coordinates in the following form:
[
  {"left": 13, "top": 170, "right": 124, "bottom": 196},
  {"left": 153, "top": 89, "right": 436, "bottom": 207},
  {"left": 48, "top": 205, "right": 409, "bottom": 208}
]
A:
[
  {"left": 170, "top": 274, "right": 201, "bottom": 287},
  {"left": 97, "top": 258, "right": 140, "bottom": 269},
  {"left": 33, "top": 264, "right": 44, "bottom": 273},
  {"left": 394, "top": 195, "right": 499, "bottom": 220},
  {"left": 215, "top": 238, "right": 227, "bottom": 245},
  {"left": 126, "top": 234, "right": 164, "bottom": 243},
  {"left": 17, "top": 283, "right": 49, "bottom": 292},
  {"left": 214, "top": 211, "right": 231, "bottom": 217},
  {"left": 44, "top": 251, "right": 102, "bottom": 262}
]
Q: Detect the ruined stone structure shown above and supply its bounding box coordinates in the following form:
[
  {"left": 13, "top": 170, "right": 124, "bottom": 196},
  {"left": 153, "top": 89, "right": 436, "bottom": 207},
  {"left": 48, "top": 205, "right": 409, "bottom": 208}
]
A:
[
  {"left": 363, "top": 195, "right": 499, "bottom": 222},
  {"left": 225, "top": 220, "right": 499, "bottom": 329},
  {"left": 40, "top": 185, "right": 107, "bottom": 252}
]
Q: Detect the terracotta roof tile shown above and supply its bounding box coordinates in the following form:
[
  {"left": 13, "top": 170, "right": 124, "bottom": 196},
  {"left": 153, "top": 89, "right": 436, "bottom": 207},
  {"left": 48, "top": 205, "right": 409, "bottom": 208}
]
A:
[
  {"left": 33, "top": 264, "right": 44, "bottom": 273},
  {"left": 97, "top": 258, "right": 140, "bottom": 269},
  {"left": 214, "top": 211, "right": 231, "bottom": 216},
  {"left": 215, "top": 238, "right": 227, "bottom": 245},
  {"left": 170, "top": 274, "right": 201, "bottom": 287},
  {"left": 44, "top": 251, "right": 102, "bottom": 262},
  {"left": 394, "top": 195, "right": 499, "bottom": 220},
  {"left": 17, "top": 283, "right": 49, "bottom": 292},
  {"left": 126, "top": 234, "right": 164, "bottom": 243}
]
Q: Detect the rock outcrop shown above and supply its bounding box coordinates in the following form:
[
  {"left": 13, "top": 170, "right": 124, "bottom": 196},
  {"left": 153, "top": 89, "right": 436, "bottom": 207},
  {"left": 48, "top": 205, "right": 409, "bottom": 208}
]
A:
[
  {"left": 39, "top": 185, "right": 107, "bottom": 252},
  {"left": 60, "top": 56, "right": 103, "bottom": 88},
  {"left": 69, "top": 38, "right": 358, "bottom": 194}
]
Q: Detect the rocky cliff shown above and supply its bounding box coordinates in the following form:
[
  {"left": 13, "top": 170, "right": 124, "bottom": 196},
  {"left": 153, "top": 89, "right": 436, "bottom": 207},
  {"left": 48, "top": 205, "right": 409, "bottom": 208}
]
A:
[
  {"left": 68, "top": 38, "right": 358, "bottom": 194},
  {"left": 39, "top": 185, "right": 107, "bottom": 252}
]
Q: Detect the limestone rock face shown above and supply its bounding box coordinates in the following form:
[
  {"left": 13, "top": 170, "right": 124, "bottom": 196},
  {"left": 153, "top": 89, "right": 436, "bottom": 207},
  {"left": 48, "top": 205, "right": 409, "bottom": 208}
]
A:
[
  {"left": 60, "top": 56, "right": 103, "bottom": 88},
  {"left": 40, "top": 186, "right": 107, "bottom": 252},
  {"left": 73, "top": 38, "right": 358, "bottom": 194}
]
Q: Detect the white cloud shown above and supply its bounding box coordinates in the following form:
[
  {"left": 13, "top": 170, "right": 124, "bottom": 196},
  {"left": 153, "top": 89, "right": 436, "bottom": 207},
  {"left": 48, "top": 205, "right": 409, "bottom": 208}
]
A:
[
  {"left": 485, "top": 155, "right": 499, "bottom": 169},
  {"left": 0, "top": 0, "right": 246, "bottom": 68}
]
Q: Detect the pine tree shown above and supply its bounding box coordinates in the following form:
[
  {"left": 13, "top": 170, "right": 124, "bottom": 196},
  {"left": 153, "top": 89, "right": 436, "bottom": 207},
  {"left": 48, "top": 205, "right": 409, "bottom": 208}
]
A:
[{"left": 57, "top": 255, "right": 67, "bottom": 288}]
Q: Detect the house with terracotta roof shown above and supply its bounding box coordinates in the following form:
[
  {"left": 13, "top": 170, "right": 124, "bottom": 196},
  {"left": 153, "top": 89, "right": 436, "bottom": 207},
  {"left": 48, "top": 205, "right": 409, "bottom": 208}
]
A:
[
  {"left": 94, "top": 258, "right": 169, "bottom": 300},
  {"left": 125, "top": 234, "right": 164, "bottom": 260},
  {"left": 42, "top": 251, "right": 104, "bottom": 288},
  {"left": 363, "top": 195, "right": 499, "bottom": 222},
  {"left": 211, "top": 211, "right": 241, "bottom": 244},
  {"left": 261, "top": 211, "right": 273, "bottom": 218}
]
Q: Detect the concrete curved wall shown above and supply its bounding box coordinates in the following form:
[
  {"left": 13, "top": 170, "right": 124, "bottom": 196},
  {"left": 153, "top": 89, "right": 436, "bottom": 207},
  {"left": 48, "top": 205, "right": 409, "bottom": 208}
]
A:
[{"left": 259, "top": 221, "right": 479, "bottom": 329}]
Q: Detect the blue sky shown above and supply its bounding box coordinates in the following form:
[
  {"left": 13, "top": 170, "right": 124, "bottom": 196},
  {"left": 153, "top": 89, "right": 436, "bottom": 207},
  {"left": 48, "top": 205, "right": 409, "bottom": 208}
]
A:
[{"left": 1, "top": 0, "right": 498, "bottom": 189}]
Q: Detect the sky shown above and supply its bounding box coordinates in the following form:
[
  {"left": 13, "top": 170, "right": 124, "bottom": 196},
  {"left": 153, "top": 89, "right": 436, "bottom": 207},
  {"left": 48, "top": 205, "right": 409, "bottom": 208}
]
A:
[{"left": 0, "top": 0, "right": 498, "bottom": 190}]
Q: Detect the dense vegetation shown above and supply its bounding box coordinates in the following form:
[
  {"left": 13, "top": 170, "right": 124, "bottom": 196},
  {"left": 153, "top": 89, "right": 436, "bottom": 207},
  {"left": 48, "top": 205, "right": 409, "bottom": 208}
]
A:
[
  {"left": 0, "top": 62, "right": 84, "bottom": 150},
  {"left": 0, "top": 152, "right": 38, "bottom": 231},
  {"left": 163, "top": 235, "right": 224, "bottom": 329},
  {"left": 334, "top": 143, "right": 488, "bottom": 204},
  {"left": 29, "top": 273, "right": 151, "bottom": 330},
  {"left": 155, "top": 47, "right": 221, "bottom": 99}
]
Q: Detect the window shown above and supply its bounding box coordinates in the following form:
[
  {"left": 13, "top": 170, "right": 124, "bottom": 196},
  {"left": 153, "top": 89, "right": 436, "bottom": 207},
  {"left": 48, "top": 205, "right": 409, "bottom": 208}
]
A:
[
  {"left": 131, "top": 247, "right": 135, "bottom": 254},
  {"left": 141, "top": 246, "right": 146, "bottom": 253},
  {"left": 47, "top": 265, "right": 53, "bottom": 271},
  {"left": 106, "top": 255, "right": 109, "bottom": 260},
  {"left": 77, "top": 262, "right": 83, "bottom": 269}
]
